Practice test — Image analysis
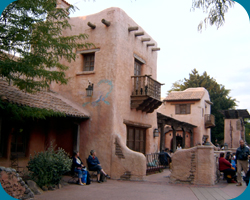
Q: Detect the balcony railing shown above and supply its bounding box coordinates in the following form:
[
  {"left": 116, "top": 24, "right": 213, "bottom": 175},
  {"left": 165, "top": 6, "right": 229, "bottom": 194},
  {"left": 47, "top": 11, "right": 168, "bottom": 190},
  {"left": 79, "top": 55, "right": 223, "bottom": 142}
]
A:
[
  {"left": 205, "top": 114, "right": 215, "bottom": 128},
  {"left": 131, "top": 75, "right": 161, "bottom": 101}
]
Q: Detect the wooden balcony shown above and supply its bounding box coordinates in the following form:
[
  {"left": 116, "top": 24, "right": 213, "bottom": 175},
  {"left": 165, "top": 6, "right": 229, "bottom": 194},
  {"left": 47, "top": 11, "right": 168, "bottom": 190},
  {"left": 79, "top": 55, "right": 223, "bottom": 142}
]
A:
[
  {"left": 205, "top": 114, "right": 215, "bottom": 128},
  {"left": 131, "top": 75, "right": 163, "bottom": 113}
]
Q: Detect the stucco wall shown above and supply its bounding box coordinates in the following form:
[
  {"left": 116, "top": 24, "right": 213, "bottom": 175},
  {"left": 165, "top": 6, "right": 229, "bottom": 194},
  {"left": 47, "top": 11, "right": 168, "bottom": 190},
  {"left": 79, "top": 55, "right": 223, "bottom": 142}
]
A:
[
  {"left": 170, "top": 145, "right": 215, "bottom": 185},
  {"left": 50, "top": 7, "right": 160, "bottom": 177},
  {"left": 224, "top": 118, "right": 245, "bottom": 149}
]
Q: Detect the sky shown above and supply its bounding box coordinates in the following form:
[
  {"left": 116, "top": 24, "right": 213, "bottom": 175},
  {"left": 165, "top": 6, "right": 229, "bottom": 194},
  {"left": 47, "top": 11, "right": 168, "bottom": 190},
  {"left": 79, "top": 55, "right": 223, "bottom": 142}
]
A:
[{"left": 66, "top": 0, "right": 250, "bottom": 113}]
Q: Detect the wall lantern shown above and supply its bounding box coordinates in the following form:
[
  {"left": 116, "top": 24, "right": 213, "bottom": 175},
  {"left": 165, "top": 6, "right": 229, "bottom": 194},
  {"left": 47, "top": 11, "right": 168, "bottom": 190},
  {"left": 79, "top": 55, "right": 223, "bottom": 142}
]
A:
[
  {"left": 153, "top": 128, "right": 159, "bottom": 137},
  {"left": 86, "top": 82, "right": 94, "bottom": 97}
]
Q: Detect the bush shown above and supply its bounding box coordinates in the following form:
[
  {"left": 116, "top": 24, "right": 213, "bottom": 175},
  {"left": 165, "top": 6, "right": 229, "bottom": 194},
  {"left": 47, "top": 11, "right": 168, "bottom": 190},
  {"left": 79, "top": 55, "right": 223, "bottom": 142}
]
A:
[{"left": 27, "top": 144, "right": 72, "bottom": 187}]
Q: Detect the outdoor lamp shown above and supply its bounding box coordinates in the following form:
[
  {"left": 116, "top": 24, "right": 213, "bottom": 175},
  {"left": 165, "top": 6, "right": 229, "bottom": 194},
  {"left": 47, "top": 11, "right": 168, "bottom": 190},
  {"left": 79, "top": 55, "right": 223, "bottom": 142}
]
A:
[
  {"left": 86, "top": 82, "right": 94, "bottom": 97},
  {"left": 153, "top": 128, "right": 159, "bottom": 137}
]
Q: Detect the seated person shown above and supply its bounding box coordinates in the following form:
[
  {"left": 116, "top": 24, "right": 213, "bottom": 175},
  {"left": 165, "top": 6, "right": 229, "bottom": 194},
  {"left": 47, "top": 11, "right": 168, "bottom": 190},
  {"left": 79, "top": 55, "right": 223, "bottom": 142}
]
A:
[
  {"left": 159, "top": 148, "right": 171, "bottom": 166},
  {"left": 87, "top": 150, "right": 110, "bottom": 183},
  {"left": 219, "top": 152, "right": 236, "bottom": 183},
  {"left": 72, "top": 151, "right": 87, "bottom": 186}
]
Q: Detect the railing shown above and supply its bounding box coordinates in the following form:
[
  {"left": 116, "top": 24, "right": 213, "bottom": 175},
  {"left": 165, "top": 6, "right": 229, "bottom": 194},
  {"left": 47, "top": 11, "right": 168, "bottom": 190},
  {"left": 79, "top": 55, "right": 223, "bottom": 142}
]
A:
[
  {"left": 204, "top": 114, "right": 215, "bottom": 128},
  {"left": 146, "top": 152, "right": 169, "bottom": 174},
  {"left": 131, "top": 75, "right": 161, "bottom": 101}
]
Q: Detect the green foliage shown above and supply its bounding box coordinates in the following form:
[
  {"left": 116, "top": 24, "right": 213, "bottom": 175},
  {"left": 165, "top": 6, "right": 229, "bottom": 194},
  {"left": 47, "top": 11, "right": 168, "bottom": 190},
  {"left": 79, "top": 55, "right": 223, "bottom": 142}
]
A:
[
  {"left": 27, "top": 144, "right": 72, "bottom": 187},
  {"left": 0, "top": 0, "right": 93, "bottom": 93},
  {"left": 168, "top": 68, "right": 237, "bottom": 142},
  {"left": 191, "top": 0, "right": 235, "bottom": 31},
  {"left": 245, "top": 122, "right": 250, "bottom": 145},
  {"left": 0, "top": 100, "right": 65, "bottom": 121}
]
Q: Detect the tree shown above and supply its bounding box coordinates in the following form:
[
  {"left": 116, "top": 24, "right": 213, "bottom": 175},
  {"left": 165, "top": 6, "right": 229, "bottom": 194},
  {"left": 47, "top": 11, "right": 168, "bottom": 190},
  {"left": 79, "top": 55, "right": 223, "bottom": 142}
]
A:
[
  {"left": 245, "top": 121, "right": 250, "bottom": 145},
  {"left": 191, "top": 0, "right": 235, "bottom": 31},
  {"left": 0, "top": 0, "right": 92, "bottom": 119},
  {"left": 0, "top": 0, "right": 92, "bottom": 93},
  {"left": 168, "top": 68, "right": 237, "bottom": 143}
]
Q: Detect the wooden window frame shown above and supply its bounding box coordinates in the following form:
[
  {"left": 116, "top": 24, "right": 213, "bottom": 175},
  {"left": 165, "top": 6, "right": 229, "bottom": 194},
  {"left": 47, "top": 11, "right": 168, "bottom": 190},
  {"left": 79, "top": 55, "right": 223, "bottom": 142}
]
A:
[
  {"left": 175, "top": 104, "right": 191, "bottom": 114},
  {"left": 83, "top": 53, "right": 95, "bottom": 71},
  {"left": 126, "top": 126, "right": 146, "bottom": 154}
]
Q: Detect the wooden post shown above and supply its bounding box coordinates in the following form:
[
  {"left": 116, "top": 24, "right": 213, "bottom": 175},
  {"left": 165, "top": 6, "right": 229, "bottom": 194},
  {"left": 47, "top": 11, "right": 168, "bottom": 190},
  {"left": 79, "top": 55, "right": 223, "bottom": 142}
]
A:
[
  {"left": 172, "top": 126, "right": 176, "bottom": 152},
  {"left": 159, "top": 122, "right": 165, "bottom": 152},
  {"left": 152, "top": 48, "right": 160, "bottom": 51},
  {"left": 146, "top": 43, "right": 155, "bottom": 47},
  {"left": 182, "top": 128, "right": 186, "bottom": 148},
  {"left": 128, "top": 26, "right": 139, "bottom": 32},
  {"left": 190, "top": 129, "right": 194, "bottom": 147},
  {"left": 87, "top": 22, "right": 96, "bottom": 29},
  {"left": 101, "top": 19, "right": 111, "bottom": 27},
  {"left": 135, "top": 32, "right": 144, "bottom": 37},
  {"left": 141, "top": 38, "right": 151, "bottom": 42}
]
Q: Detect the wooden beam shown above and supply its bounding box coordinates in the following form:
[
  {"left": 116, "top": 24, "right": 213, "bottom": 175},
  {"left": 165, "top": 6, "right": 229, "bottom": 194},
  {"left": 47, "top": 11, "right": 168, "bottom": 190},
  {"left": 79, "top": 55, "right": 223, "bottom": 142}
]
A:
[
  {"left": 128, "top": 26, "right": 139, "bottom": 32},
  {"left": 147, "top": 43, "right": 155, "bottom": 47},
  {"left": 87, "top": 22, "right": 96, "bottom": 29},
  {"left": 141, "top": 38, "right": 151, "bottom": 42},
  {"left": 152, "top": 48, "right": 160, "bottom": 51},
  {"left": 101, "top": 19, "right": 111, "bottom": 27},
  {"left": 135, "top": 32, "right": 144, "bottom": 37}
]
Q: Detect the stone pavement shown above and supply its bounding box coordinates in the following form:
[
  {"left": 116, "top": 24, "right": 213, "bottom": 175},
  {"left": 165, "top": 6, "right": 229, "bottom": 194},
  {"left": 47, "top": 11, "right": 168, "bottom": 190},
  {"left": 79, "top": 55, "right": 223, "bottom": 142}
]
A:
[{"left": 34, "top": 170, "right": 248, "bottom": 200}]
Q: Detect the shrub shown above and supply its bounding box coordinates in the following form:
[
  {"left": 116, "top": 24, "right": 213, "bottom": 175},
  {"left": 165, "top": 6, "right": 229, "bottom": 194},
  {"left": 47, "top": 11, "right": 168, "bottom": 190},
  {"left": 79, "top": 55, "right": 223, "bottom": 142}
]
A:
[{"left": 27, "top": 144, "right": 72, "bottom": 187}]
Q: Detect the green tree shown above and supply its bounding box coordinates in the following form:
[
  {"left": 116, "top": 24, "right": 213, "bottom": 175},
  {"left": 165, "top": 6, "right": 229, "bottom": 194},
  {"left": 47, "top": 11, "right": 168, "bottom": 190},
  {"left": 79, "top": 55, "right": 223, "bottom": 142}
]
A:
[
  {"left": 191, "top": 0, "right": 235, "bottom": 31},
  {"left": 245, "top": 121, "right": 250, "bottom": 145},
  {"left": 0, "top": 0, "right": 92, "bottom": 119},
  {"left": 168, "top": 68, "right": 237, "bottom": 142},
  {"left": 0, "top": 0, "right": 92, "bottom": 92}
]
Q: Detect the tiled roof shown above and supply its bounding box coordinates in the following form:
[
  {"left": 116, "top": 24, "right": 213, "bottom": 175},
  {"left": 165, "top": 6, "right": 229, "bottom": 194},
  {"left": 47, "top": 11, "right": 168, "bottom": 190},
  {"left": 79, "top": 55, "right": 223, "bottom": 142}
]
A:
[
  {"left": 164, "top": 88, "right": 205, "bottom": 101},
  {"left": 0, "top": 79, "right": 89, "bottom": 119}
]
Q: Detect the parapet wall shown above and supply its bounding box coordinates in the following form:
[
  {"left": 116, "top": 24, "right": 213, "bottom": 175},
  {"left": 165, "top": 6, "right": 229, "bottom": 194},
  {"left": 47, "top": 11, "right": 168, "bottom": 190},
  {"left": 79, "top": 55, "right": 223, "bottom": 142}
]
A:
[
  {"left": 170, "top": 145, "right": 216, "bottom": 185},
  {"left": 111, "top": 135, "right": 146, "bottom": 181}
]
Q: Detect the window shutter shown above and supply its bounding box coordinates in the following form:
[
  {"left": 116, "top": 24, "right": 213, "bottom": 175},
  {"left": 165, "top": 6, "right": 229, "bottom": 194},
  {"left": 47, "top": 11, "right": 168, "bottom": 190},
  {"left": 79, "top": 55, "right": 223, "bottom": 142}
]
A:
[
  {"left": 175, "top": 104, "right": 180, "bottom": 114},
  {"left": 186, "top": 104, "right": 190, "bottom": 114}
]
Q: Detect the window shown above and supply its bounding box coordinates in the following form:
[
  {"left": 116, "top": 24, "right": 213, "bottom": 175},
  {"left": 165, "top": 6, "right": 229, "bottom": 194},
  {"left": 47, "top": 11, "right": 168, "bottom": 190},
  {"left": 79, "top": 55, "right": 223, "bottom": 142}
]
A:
[
  {"left": 83, "top": 53, "right": 95, "bottom": 71},
  {"left": 134, "top": 60, "right": 142, "bottom": 76},
  {"left": 11, "top": 128, "right": 28, "bottom": 157},
  {"left": 175, "top": 104, "right": 191, "bottom": 114},
  {"left": 127, "top": 126, "right": 146, "bottom": 154}
]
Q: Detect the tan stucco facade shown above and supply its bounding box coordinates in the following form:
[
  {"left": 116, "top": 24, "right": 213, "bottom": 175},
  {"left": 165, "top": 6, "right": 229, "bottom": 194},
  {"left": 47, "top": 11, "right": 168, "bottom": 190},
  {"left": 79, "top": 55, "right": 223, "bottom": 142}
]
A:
[
  {"left": 50, "top": 7, "right": 161, "bottom": 180},
  {"left": 158, "top": 87, "right": 213, "bottom": 148},
  {"left": 224, "top": 118, "right": 245, "bottom": 149}
]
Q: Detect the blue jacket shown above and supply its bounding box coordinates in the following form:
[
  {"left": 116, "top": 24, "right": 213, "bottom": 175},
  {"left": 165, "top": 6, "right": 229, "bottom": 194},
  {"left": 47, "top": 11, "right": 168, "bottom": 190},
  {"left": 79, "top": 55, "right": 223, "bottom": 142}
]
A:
[{"left": 87, "top": 155, "right": 100, "bottom": 167}]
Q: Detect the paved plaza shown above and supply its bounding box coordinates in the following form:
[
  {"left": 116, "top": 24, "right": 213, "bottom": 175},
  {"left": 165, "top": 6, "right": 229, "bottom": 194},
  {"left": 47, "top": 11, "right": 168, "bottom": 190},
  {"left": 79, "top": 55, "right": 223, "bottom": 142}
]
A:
[{"left": 34, "top": 170, "right": 249, "bottom": 200}]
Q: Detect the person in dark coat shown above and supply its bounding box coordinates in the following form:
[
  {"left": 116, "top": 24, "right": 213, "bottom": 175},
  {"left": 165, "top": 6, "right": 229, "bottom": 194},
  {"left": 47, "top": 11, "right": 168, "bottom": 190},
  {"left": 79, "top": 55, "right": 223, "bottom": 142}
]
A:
[
  {"left": 87, "top": 150, "right": 110, "bottom": 183},
  {"left": 236, "top": 139, "right": 250, "bottom": 186}
]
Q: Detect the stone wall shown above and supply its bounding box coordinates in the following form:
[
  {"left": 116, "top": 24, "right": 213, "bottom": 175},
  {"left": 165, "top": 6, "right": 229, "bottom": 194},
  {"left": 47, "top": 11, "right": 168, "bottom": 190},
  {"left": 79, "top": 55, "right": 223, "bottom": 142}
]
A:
[
  {"left": 170, "top": 145, "right": 216, "bottom": 186},
  {"left": 0, "top": 167, "right": 34, "bottom": 200}
]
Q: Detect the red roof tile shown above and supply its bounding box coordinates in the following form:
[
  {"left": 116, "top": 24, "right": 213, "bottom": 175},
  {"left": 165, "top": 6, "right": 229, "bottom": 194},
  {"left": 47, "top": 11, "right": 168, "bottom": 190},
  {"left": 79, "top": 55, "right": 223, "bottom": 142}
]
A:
[{"left": 0, "top": 79, "right": 89, "bottom": 119}]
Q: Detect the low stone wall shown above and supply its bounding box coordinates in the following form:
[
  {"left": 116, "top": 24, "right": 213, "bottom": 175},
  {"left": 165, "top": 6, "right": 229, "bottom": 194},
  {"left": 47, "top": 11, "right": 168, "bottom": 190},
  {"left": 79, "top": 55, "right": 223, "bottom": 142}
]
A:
[
  {"left": 0, "top": 166, "right": 34, "bottom": 200},
  {"left": 170, "top": 145, "right": 216, "bottom": 186}
]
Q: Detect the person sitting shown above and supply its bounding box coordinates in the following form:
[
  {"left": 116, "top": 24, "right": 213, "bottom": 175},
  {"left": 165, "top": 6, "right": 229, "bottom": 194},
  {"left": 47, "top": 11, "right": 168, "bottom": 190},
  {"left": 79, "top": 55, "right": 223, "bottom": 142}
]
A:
[
  {"left": 159, "top": 148, "right": 172, "bottom": 167},
  {"left": 87, "top": 150, "right": 110, "bottom": 183},
  {"left": 72, "top": 151, "right": 87, "bottom": 186},
  {"left": 219, "top": 152, "right": 236, "bottom": 183}
]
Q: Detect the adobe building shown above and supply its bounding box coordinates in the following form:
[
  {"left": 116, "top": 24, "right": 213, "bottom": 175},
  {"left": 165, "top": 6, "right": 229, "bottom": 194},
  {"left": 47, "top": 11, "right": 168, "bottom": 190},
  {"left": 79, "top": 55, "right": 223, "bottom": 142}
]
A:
[
  {"left": 221, "top": 109, "right": 250, "bottom": 149},
  {"left": 49, "top": 7, "right": 163, "bottom": 180},
  {"left": 0, "top": 79, "right": 89, "bottom": 169},
  {"left": 158, "top": 87, "right": 215, "bottom": 151}
]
